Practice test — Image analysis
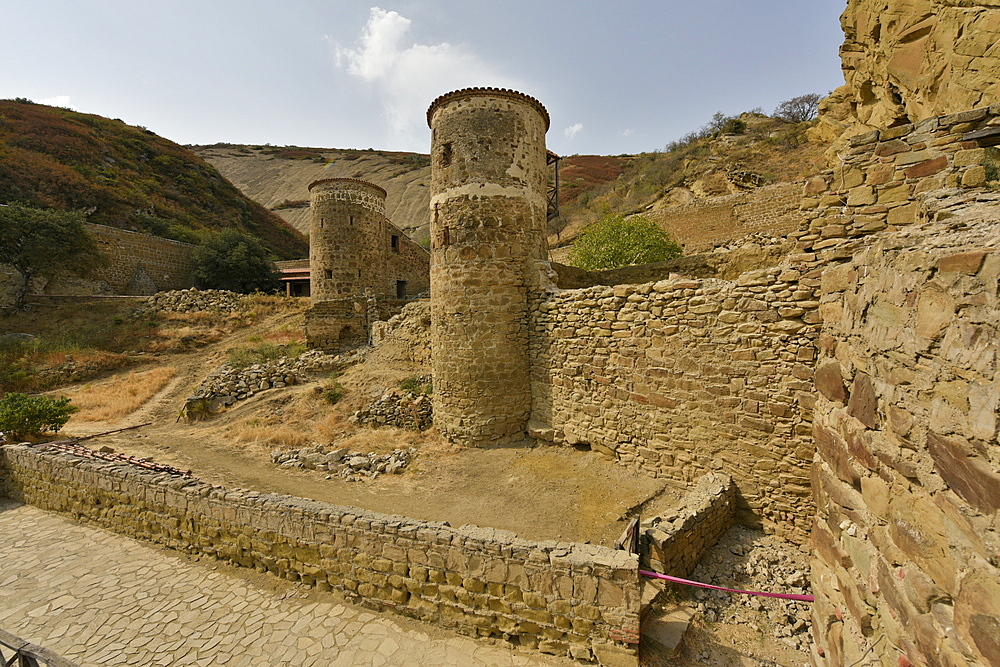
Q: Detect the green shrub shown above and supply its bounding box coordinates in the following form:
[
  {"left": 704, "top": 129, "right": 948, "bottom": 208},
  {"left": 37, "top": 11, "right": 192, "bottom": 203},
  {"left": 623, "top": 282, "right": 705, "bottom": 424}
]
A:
[
  {"left": 568, "top": 214, "right": 682, "bottom": 270},
  {"left": 399, "top": 376, "right": 432, "bottom": 395},
  {"left": 323, "top": 382, "right": 345, "bottom": 404},
  {"left": 0, "top": 393, "right": 76, "bottom": 439}
]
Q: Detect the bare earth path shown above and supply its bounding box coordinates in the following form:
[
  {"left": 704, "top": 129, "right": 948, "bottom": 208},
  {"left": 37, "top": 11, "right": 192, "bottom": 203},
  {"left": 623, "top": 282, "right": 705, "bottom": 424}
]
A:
[{"left": 0, "top": 500, "right": 569, "bottom": 667}]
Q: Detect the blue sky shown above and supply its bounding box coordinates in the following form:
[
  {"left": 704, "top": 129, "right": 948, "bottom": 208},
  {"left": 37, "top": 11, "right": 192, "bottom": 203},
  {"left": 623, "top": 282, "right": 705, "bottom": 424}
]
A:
[{"left": 0, "top": 1, "right": 847, "bottom": 156}]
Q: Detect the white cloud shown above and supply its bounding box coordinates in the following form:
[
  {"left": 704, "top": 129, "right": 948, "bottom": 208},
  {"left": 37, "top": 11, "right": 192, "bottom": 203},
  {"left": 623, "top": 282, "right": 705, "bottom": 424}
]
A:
[
  {"left": 336, "top": 7, "right": 521, "bottom": 149},
  {"left": 37, "top": 95, "right": 73, "bottom": 108},
  {"left": 622, "top": 128, "right": 635, "bottom": 137},
  {"left": 564, "top": 123, "right": 583, "bottom": 140}
]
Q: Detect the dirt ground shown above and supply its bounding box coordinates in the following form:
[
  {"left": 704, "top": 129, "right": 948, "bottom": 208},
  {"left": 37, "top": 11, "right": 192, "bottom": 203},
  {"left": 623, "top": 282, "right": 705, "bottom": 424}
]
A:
[{"left": 51, "top": 304, "right": 672, "bottom": 546}]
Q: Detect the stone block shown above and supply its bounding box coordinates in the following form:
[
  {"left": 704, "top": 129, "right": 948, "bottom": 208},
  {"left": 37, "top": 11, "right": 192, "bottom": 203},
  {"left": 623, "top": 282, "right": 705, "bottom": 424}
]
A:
[
  {"left": 927, "top": 431, "right": 1000, "bottom": 512},
  {"left": 938, "top": 250, "right": 990, "bottom": 275},
  {"left": 877, "top": 183, "right": 912, "bottom": 204},
  {"left": 846, "top": 373, "right": 879, "bottom": 429},
  {"left": 962, "top": 166, "right": 987, "bottom": 188},
  {"left": 953, "top": 148, "right": 986, "bottom": 167},
  {"left": 887, "top": 202, "right": 919, "bottom": 226},
  {"left": 904, "top": 156, "right": 948, "bottom": 179},
  {"left": 847, "top": 187, "right": 876, "bottom": 206}
]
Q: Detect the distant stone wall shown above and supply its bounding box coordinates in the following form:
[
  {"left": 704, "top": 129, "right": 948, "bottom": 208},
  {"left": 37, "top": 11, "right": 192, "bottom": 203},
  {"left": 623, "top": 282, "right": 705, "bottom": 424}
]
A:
[
  {"left": 0, "top": 445, "right": 640, "bottom": 666},
  {"left": 646, "top": 182, "right": 803, "bottom": 252},
  {"left": 810, "top": 216, "right": 1000, "bottom": 667},
  {"left": 528, "top": 270, "right": 821, "bottom": 544},
  {"left": 85, "top": 223, "right": 197, "bottom": 294},
  {"left": 386, "top": 221, "right": 430, "bottom": 297}
]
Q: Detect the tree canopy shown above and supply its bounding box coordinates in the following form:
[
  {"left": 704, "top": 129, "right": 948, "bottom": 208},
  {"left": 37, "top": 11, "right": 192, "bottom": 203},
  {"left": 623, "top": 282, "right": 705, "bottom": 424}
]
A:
[
  {"left": 567, "top": 214, "right": 682, "bottom": 271},
  {"left": 0, "top": 203, "right": 97, "bottom": 310},
  {"left": 193, "top": 229, "right": 281, "bottom": 293}
]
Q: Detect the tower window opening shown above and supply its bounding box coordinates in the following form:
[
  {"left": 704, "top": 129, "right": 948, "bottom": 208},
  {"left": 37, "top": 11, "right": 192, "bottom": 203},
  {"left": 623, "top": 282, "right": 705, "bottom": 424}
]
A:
[
  {"left": 349, "top": 215, "right": 355, "bottom": 226},
  {"left": 391, "top": 234, "right": 400, "bottom": 252},
  {"left": 440, "top": 142, "right": 453, "bottom": 167},
  {"left": 357, "top": 269, "right": 362, "bottom": 278},
  {"left": 324, "top": 269, "right": 332, "bottom": 279}
]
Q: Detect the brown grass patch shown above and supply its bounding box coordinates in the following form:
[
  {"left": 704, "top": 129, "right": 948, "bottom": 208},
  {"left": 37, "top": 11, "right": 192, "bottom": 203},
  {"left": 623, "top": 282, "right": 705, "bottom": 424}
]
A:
[{"left": 69, "top": 366, "right": 177, "bottom": 422}]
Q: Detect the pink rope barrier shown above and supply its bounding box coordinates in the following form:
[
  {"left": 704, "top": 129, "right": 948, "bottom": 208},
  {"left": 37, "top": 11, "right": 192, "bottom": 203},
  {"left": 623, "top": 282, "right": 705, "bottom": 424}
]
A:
[{"left": 640, "top": 569, "right": 815, "bottom": 603}]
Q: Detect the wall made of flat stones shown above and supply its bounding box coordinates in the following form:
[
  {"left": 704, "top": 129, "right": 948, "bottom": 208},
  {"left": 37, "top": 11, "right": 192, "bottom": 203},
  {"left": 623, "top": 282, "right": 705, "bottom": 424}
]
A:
[
  {"left": 85, "top": 223, "right": 197, "bottom": 294},
  {"left": 809, "top": 215, "right": 1000, "bottom": 667},
  {"left": 528, "top": 269, "right": 821, "bottom": 544},
  {"left": 386, "top": 221, "right": 430, "bottom": 297},
  {"left": 646, "top": 182, "right": 803, "bottom": 252},
  {"left": 0, "top": 445, "right": 640, "bottom": 665},
  {"left": 799, "top": 106, "right": 1000, "bottom": 245},
  {"left": 640, "top": 473, "right": 736, "bottom": 577}
]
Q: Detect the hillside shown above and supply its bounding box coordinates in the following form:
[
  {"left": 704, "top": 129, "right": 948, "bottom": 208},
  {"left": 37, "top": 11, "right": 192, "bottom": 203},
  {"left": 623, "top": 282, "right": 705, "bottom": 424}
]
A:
[
  {"left": 193, "top": 145, "right": 434, "bottom": 245},
  {"left": 0, "top": 99, "right": 307, "bottom": 258},
  {"left": 197, "top": 111, "right": 828, "bottom": 256}
]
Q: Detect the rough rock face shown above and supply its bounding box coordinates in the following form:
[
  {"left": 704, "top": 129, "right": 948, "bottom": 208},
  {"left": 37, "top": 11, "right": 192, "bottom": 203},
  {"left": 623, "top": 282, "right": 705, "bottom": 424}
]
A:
[{"left": 834, "top": 0, "right": 1000, "bottom": 132}]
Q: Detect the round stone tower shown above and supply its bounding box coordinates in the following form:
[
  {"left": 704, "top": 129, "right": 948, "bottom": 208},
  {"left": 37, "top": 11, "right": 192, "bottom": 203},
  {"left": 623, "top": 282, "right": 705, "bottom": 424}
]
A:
[
  {"left": 308, "top": 178, "right": 388, "bottom": 301},
  {"left": 426, "top": 87, "right": 550, "bottom": 446}
]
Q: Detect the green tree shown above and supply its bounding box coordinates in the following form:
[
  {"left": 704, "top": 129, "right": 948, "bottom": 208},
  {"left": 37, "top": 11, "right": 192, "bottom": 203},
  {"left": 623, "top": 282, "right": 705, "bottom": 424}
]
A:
[
  {"left": 0, "top": 393, "right": 76, "bottom": 440},
  {"left": 567, "top": 214, "right": 682, "bottom": 270},
  {"left": 193, "top": 229, "right": 281, "bottom": 293},
  {"left": 0, "top": 203, "right": 97, "bottom": 311}
]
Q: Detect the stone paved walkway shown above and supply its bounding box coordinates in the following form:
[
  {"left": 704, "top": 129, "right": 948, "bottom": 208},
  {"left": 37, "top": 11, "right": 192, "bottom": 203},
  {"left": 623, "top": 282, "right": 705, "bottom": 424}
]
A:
[{"left": 0, "top": 500, "right": 568, "bottom": 666}]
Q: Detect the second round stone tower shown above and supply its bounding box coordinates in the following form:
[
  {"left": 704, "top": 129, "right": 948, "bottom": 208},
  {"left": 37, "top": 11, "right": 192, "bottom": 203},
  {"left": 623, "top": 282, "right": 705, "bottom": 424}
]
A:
[
  {"left": 308, "top": 178, "right": 388, "bottom": 300},
  {"left": 427, "top": 87, "right": 550, "bottom": 446}
]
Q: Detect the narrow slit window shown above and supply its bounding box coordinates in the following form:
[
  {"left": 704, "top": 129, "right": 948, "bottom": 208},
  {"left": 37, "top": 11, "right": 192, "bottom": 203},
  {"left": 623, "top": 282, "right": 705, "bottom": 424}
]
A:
[{"left": 391, "top": 235, "right": 400, "bottom": 252}]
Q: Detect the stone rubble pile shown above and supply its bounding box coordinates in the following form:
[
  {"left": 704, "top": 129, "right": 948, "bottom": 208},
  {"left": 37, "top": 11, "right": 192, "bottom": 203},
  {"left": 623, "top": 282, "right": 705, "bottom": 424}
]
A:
[
  {"left": 137, "top": 288, "right": 246, "bottom": 314},
  {"left": 683, "top": 525, "right": 812, "bottom": 655},
  {"left": 352, "top": 388, "right": 433, "bottom": 431},
  {"left": 189, "top": 350, "right": 340, "bottom": 405},
  {"left": 270, "top": 445, "right": 414, "bottom": 481}
]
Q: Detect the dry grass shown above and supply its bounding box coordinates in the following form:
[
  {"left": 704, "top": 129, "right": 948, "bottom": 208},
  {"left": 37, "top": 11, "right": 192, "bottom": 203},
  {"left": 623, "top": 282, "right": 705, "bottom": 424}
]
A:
[{"left": 69, "top": 366, "right": 177, "bottom": 422}]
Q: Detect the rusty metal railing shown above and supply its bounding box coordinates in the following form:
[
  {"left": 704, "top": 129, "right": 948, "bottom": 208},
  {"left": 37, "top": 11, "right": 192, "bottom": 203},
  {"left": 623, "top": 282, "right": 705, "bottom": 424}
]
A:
[{"left": 0, "top": 629, "right": 80, "bottom": 667}]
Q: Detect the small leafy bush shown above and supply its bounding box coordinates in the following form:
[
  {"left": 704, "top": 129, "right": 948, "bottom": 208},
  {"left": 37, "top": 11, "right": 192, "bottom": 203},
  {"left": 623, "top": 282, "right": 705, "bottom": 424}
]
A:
[
  {"left": 323, "top": 381, "right": 345, "bottom": 404},
  {"left": 400, "top": 376, "right": 432, "bottom": 395},
  {"left": 568, "top": 214, "right": 682, "bottom": 270},
  {"left": 0, "top": 393, "right": 77, "bottom": 439}
]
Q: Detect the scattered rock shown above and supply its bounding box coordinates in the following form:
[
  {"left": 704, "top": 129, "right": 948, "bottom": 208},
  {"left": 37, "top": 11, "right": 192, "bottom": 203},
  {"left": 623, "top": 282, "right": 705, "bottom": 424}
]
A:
[{"left": 270, "top": 445, "right": 415, "bottom": 481}]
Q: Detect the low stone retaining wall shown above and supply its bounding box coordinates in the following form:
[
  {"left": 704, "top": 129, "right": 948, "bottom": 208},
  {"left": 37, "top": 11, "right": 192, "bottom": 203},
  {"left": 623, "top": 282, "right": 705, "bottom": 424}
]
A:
[
  {"left": 0, "top": 444, "right": 640, "bottom": 665},
  {"left": 640, "top": 473, "right": 736, "bottom": 577}
]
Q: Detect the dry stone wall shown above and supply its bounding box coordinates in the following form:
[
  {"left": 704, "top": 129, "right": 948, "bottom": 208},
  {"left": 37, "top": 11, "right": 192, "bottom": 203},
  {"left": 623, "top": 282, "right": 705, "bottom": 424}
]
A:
[
  {"left": 0, "top": 444, "right": 640, "bottom": 665},
  {"left": 801, "top": 105, "right": 1000, "bottom": 244},
  {"left": 386, "top": 220, "right": 430, "bottom": 297},
  {"left": 640, "top": 473, "right": 736, "bottom": 577},
  {"left": 810, "top": 207, "right": 1000, "bottom": 667},
  {"left": 528, "top": 269, "right": 821, "bottom": 544},
  {"left": 87, "top": 223, "right": 196, "bottom": 295},
  {"left": 646, "top": 182, "right": 803, "bottom": 252}
]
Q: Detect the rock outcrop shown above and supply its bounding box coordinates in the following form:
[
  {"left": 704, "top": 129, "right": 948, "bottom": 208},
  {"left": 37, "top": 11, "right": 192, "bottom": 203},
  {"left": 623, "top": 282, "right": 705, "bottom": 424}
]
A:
[{"left": 827, "top": 0, "right": 1000, "bottom": 140}]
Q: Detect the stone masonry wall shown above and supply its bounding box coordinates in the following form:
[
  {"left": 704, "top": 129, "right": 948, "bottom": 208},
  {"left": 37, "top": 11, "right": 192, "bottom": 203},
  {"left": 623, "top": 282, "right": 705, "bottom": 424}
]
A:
[
  {"left": 645, "top": 182, "right": 803, "bottom": 252},
  {"left": 528, "top": 269, "right": 821, "bottom": 544},
  {"left": 800, "top": 105, "right": 1000, "bottom": 243},
  {"left": 428, "top": 88, "right": 550, "bottom": 447},
  {"left": 810, "top": 209, "right": 1000, "bottom": 667},
  {"left": 85, "top": 223, "right": 196, "bottom": 294},
  {"left": 0, "top": 445, "right": 640, "bottom": 666},
  {"left": 386, "top": 220, "right": 430, "bottom": 297},
  {"left": 640, "top": 473, "right": 737, "bottom": 577}
]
